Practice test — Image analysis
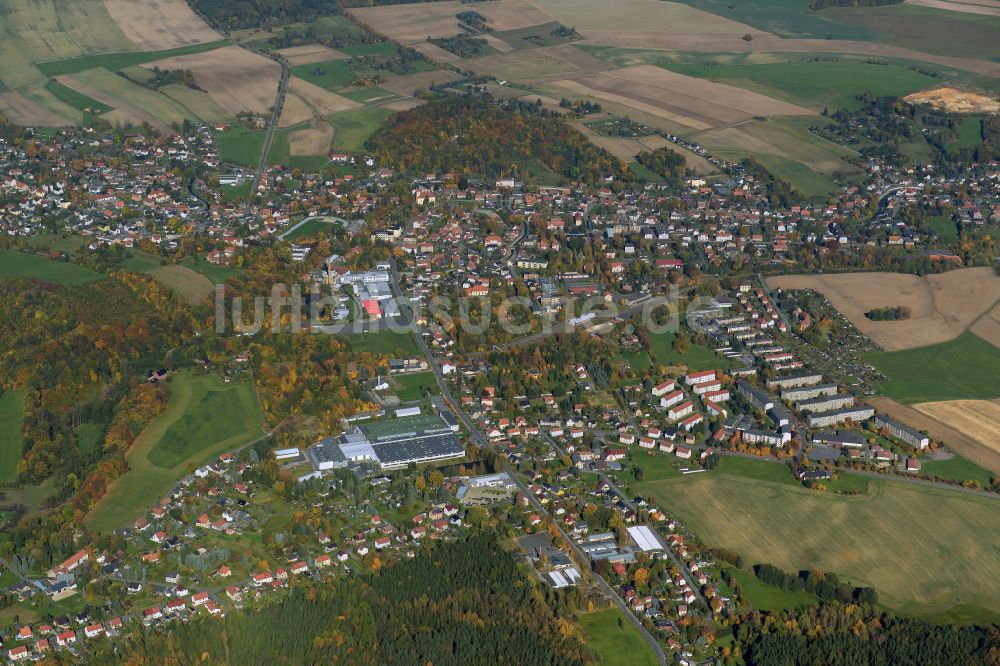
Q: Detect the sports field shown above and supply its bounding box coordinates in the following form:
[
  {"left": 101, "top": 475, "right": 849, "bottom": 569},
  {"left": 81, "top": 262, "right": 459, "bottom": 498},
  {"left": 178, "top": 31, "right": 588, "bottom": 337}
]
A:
[
  {"left": 86, "top": 371, "right": 263, "bottom": 533},
  {"left": 0, "top": 390, "right": 27, "bottom": 483},
  {"left": 344, "top": 330, "right": 420, "bottom": 355},
  {"left": 0, "top": 249, "right": 103, "bottom": 285},
  {"left": 577, "top": 607, "right": 659, "bottom": 666},
  {"left": 637, "top": 456, "right": 1000, "bottom": 620},
  {"left": 660, "top": 61, "right": 938, "bottom": 111}
]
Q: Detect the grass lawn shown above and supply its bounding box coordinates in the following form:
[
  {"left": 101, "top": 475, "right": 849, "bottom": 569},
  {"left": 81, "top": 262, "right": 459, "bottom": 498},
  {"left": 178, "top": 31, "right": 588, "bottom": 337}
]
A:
[
  {"left": 221, "top": 180, "right": 253, "bottom": 202},
  {"left": 0, "top": 390, "right": 27, "bottom": 483},
  {"left": 36, "top": 41, "right": 228, "bottom": 77},
  {"left": 290, "top": 155, "right": 332, "bottom": 172},
  {"left": 0, "top": 249, "right": 102, "bottom": 285},
  {"left": 865, "top": 332, "right": 1000, "bottom": 403},
  {"left": 391, "top": 371, "right": 439, "bottom": 401},
  {"left": 329, "top": 107, "right": 394, "bottom": 153},
  {"left": 633, "top": 450, "right": 683, "bottom": 482},
  {"left": 646, "top": 330, "right": 728, "bottom": 371},
  {"left": 636, "top": 465, "right": 1000, "bottom": 620},
  {"left": 281, "top": 216, "right": 343, "bottom": 241},
  {"left": 616, "top": 349, "right": 653, "bottom": 372},
  {"left": 948, "top": 117, "right": 983, "bottom": 151},
  {"left": 727, "top": 567, "right": 818, "bottom": 612},
  {"left": 577, "top": 607, "right": 659, "bottom": 666},
  {"left": 661, "top": 61, "right": 938, "bottom": 111},
  {"left": 215, "top": 127, "right": 267, "bottom": 167},
  {"left": 44, "top": 80, "right": 113, "bottom": 114},
  {"left": 923, "top": 215, "right": 959, "bottom": 241},
  {"left": 920, "top": 455, "right": 995, "bottom": 487},
  {"left": 87, "top": 371, "right": 263, "bottom": 533},
  {"left": 344, "top": 329, "right": 419, "bottom": 356},
  {"left": 75, "top": 423, "right": 104, "bottom": 455}
]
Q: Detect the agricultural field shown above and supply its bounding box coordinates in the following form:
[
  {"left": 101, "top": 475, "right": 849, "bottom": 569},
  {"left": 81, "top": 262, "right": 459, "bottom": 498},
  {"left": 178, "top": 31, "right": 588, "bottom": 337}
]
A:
[
  {"left": 636, "top": 456, "right": 1000, "bottom": 620},
  {"left": 0, "top": 249, "right": 103, "bottom": 285},
  {"left": 0, "top": 390, "right": 27, "bottom": 483},
  {"left": 865, "top": 333, "right": 1000, "bottom": 403},
  {"left": 329, "top": 107, "right": 394, "bottom": 153},
  {"left": 660, "top": 60, "right": 939, "bottom": 111},
  {"left": 576, "top": 607, "right": 659, "bottom": 666},
  {"left": 43, "top": 80, "right": 112, "bottom": 115},
  {"left": 913, "top": 400, "right": 1000, "bottom": 467},
  {"left": 215, "top": 126, "right": 269, "bottom": 166},
  {"left": 86, "top": 371, "right": 263, "bottom": 533},
  {"left": 768, "top": 268, "right": 1000, "bottom": 351}
]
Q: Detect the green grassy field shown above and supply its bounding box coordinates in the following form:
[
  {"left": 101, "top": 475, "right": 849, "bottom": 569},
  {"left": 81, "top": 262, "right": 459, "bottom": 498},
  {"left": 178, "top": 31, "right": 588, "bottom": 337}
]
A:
[
  {"left": 627, "top": 161, "right": 660, "bottom": 182},
  {"left": 646, "top": 330, "right": 728, "bottom": 371},
  {"left": 281, "top": 216, "right": 342, "bottom": 241},
  {"left": 178, "top": 256, "right": 243, "bottom": 284},
  {"left": 215, "top": 127, "right": 268, "bottom": 167},
  {"left": 391, "top": 371, "right": 439, "bottom": 402},
  {"left": 344, "top": 329, "right": 419, "bottom": 356},
  {"left": 672, "top": 0, "right": 878, "bottom": 39},
  {"left": 827, "top": 5, "right": 1000, "bottom": 61},
  {"left": 146, "top": 265, "right": 215, "bottom": 304},
  {"left": 727, "top": 567, "right": 819, "bottom": 612},
  {"left": 576, "top": 607, "right": 659, "bottom": 666},
  {"left": 0, "top": 390, "right": 27, "bottom": 483},
  {"left": 36, "top": 41, "right": 228, "bottom": 78},
  {"left": 920, "top": 455, "right": 995, "bottom": 487},
  {"left": 147, "top": 375, "right": 262, "bottom": 468},
  {"left": 948, "top": 117, "right": 983, "bottom": 151},
  {"left": 339, "top": 42, "right": 398, "bottom": 57},
  {"left": 637, "top": 457, "right": 1000, "bottom": 621},
  {"left": 86, "top": 371, "right": 263, "bottom": 533},
  {"left": 660, "top": 61, "right": 938, "bottom": 111},
  {"left": 44, "top": 80, "right": 113, "bottom": 114},
  {"left": 923, "top": 215, "right": 959, "bottom": 241},
  {"left": 0, "top": 249, "right": 103, "bottom": 285},
  {"left": 329, "top": 107, "right": 394, "bottom": 152},
  {"left": 865, "top": 332, "right": 1000, "bottom": 403},
  {"left": 293, "top": 59, "right": 359, "bottom": 90},
  {"left": 75, "top": 423, "right": 104, "bottom": 455}
]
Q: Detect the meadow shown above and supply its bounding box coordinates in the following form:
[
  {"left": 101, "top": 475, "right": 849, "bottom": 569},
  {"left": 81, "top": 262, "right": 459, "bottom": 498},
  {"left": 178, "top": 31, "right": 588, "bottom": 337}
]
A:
[
  {"left": 726, "top": 567, "right": 818, "bottom": 612},
  {"left": 865, "top": 332, "right": 1000, "bottom": 403},
  {"left": 215, "top": 126, "right": 268, "bottom": 166},
  {"left": 920, "top": 454, "right": 995, "bottom": 487},
  {"left": 646, "top": 330, "right": 729, "bottom": 371},
  {"left": 344, "top": 330, "right": 420, "bottom": 356},
  {"left": 391, "top": 371, "right": 439, "bottom": 402},
  {"left": 86, "top": 371, "right": 263, "bottom": 533},
  {"left": 0, "top": 249, "right": 103, "bottom": 285},
  {"left": 576, "top": 607, "right": 659, "bottom": 666},
  {"left": 329, "top": 107, "right": 394, "bottom": 152},
  {"left": 0, "top": 390, "right": 27, "bottom": 483},
  {"left": 660, "top": 60, "right": 939, "bottom": 111},
  {"left": 636, "top": 456, "right": 1000, "bottom": 621}
]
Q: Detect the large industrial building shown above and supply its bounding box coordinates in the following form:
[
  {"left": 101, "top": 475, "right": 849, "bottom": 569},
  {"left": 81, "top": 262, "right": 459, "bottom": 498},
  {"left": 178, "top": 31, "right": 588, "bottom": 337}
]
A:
[{"left": 306, "top": 413, "right": 464, "bottom": 472}]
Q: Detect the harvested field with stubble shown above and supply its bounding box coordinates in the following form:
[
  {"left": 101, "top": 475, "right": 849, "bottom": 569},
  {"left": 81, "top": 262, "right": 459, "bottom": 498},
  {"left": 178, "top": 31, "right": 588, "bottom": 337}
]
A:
[
  {"left": 278, "top": 44, "right": 347, "bottom": 65},
  {"left": 553, "top": 65, "right": 813, "bottom": 131},
  {"left": 906, "top": 0, "right": 1000, "bottom": 15},
  {"left": 637, "top": 460, "right": 1000, "bottom": 620},
  {"left": 870, "top": 397, "right": 1000, "bottom": 475},
  {"left": 0, "top": 91, "right": 71, "bottom": 126},
  {"left": 288, "top": 77, "right": 360, "bottom": 116},
  {"left": 103, "top": 0, "right": 219, "bottom": 50},
  {"left": 768, "top": 268, "right": 1000, "bottom": 351},
  {"left": 289, "top": 120, "right": 334, "bottom": 156},
  {"left": 349, "top": 0, "right": 555, "bottom": 44},
  {"left": 379, "top": 69, "right": 462, "bottom": 96},
  {"left": 528, "top": 0, "right": 758, "bottom": 36},
  {"left": 142, "top": 45, "right": 280, "bottom": 116}
]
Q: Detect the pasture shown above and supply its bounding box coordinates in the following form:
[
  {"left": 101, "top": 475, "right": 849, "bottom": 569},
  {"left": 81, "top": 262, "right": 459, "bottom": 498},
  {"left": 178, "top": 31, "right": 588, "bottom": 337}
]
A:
[
  {"left": 768, "top": 268, "right": 1000, "bottom": 351},
  {"left": 329, "top": 107, "right": 394, "bottom": 152},
  {"left": 146, "top": 265, "right": 215, "bottom": 304},
  {"left": 637, "top": 456, "right": 1000, "bottom": 620},
  {"left": 660, "top": 60, "right": 938, "bottom": 111},
  {"left": 86, "top": 371, "right": 263, "bottom": 533},
  {"left": 0, "top": 249, "right": 102, "bottom": 285},
  {"left": 0, "top": 390, "right": 27, "bottom": 483},
  {"left": 577, "top": 607, "right": 659, "bottom": 666},
  {"left": 865, "top": 333, "right": 1000, "bottom": 403}
]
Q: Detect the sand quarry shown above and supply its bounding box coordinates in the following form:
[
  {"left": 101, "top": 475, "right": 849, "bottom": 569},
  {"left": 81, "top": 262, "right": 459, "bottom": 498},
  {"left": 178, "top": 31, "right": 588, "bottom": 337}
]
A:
[
  {"left": 904, "top": 87, "right": 1000, "bottom": 114},
  {"left": 768, "top": 268, "right": 1000, "bottom": 351}
]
